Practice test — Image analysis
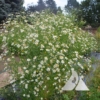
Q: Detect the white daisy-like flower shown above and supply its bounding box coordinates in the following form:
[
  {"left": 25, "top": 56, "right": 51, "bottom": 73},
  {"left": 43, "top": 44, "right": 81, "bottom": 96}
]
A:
[
  {"left": 46, "top": 68, "right": 50, "bottom": 72},
  {"left": 25, "top": 84, "right": 28, "bottom": 89},
  {"left": 27, "top": 58, "right": 31, "bottom": 62}
]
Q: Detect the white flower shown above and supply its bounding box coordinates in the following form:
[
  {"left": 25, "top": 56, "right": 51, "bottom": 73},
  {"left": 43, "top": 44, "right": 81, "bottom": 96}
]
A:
[
  {"left": 25, "top": 84, "right": 28, "bottom": 89},
  {"left": 77, "top": 62, "right": 83, "bottom": 69},
  {"left": 41, "top": 44, "right": 45, "bottom": 49},
  {"left": 27, "top": 94, "right": 30, "bottom": 98},
  {"left": 41, "top": 98, "right": 43, "bottom": 100},
  {"left": 25, "top": 70, "right": 29, "bottom": 74},
  {"left": 11, "top": 34, "right": 14, "bottom": 37},
  {"left": 34, "top": 34, "right": 38, "bottom": 38},
  {"left": 46, "top": 49, "right": 50, "bottom": 52},
  {"left": 46, "top": 68, "right": 50, "bottom": 72},
  {"left": 33, "top": 91, "right": 36, "bottom": 95},
  {"left": 38, "top": 64, "right": 42, "bottom": 68},
  {"left": 2, "top": 36, "right": 6, "bottom": 42},
  {"left": 61, "top": 60, "right": 65, "bottom": 64},
  {"left": 68, "top": 59, "right": 73, "bottom": 65},
  {"left": 75, "top": 51, "right": 79, "bottom": 57},
  {"left": 53, "top": 82, "right": 57, "bottom": 86},
  {"left": 65, "top": 57, "right": 68, "bottom": 60},
  {"left": 20, "top": 29, "right": 24, "bottom": 33},
  {"left": 10, "top": 79, "right": 16, "bottom": 84},
  {"left": 73, "top": 58, "right": 77, "bottom": 61},
  {"left": 53, "top": 35, "right": 57, "bottom": 39},
  {"left": 52, "top": 69, "right": 56, "bottom": 73},
  {"left": 7, "top": 58, "right": 11, "bottom": 62},
  {"left": 35, "top": 79, "right": 38, "bottom": 82},
  {"left": 56, "top": 68, "right": 60, "bottom": 72},
  {"left": 59, "top": 56, "right": 64, "bottom": 60},
  {"left": 34, "top": 87, "right": 39, "bottom": 92},
  {"left": 48, "top": 43, "right": 52, "bottom": 46},
  {"left": 54, "top": 64, "right": 59, "bottom": 68},
  {"left": 20, "top": 75, "right": 24, "bottom": 79},
  {"left": 17, "top": 44, "right": 21, "bottom": 48},
  {"left": 50, "top": 60, "right": 53, "bottom": 64},
  {"left": 32, "top": 65, "right": 36, "bottom": 68},
  {"left": 55, "top": 44, "right": 60, "bottom": 48},
  {"left": 54, "top": 77, "right": 58, "bottom": 80},
  {"left": 40, "top": 60, "right": 44, "bottom": 65},
  {"left": 35, "top": 40, "right": 39, "bottom": 45},
  {"left": 56, "top": 60, "right": 60, "bottom": 64},
  {"left": 47, "top": 77, "right": 50, "bottom": 80},
  {"left": 27, "top": 58, "right": 31, "bottom": 62},
  {"left": 23, "top": 94, "right": 26, "bottom": 97},
  {"left": 33, "top": 56, "right": 37, "bottom": 60},
  {"left": 20, "top": 80, "right": 24, "bottom": 84},
  {"left": 13, "top": 88, "right": 16, "bottom": 93},
  {"left": 44, "top": 57, "right": 48, "bottom": 61},
  {"left": 62, "top": 68, "right": 65, "bottom": 71},
  {"left": 0, "top": 56, "right": 2, "bottom": 61},
  {"left": 30, "top": 14, "right": 34, "bottom": 17}
]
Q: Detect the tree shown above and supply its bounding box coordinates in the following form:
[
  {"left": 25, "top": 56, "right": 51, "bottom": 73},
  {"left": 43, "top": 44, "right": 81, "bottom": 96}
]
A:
[
  {"left": 67, "top": 0, "right": 79, "bottom": 8},
  {"left": 27, "top": 4, "right": 36, "bottom": 12},
  {"left": 46, "top": 0, "right": 57, "bottom": 14},
  {"left": 5, "top": 0, "right": 24, "bottom": 12},
  {"left": 78, "top": 0, "right": 100, "bottom": 27},
  {"left": 27, "top": 0, "right": 46, "bottom": 12},
  {"left": 57, "top": 6, "right": 62, "bottom": 13},
  {"left": 36, "top": 0, "right": 46, "bottom": 11},
  {"left": 0, "top": 0, "right": 24, "bottom": 23},
  {"left": 27, "top": 0, "right": 57, "bottom": 13},
  {"left": 0, "top": 0, "right": 10, "bottom": 22},
  {"left": 65, "top": 0, "right": 79, "bottom": 12}
]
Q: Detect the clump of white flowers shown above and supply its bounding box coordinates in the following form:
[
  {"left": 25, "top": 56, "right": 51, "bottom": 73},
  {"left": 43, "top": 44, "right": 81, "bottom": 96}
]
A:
[{"left": 0, "top": 11, "right": 97, "bottom": 100}]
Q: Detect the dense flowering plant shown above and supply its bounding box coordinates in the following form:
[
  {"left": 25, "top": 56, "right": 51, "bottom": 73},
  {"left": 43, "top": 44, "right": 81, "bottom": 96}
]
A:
[{"left": 0, "top": 11, "right": 97, "bottom": 100}]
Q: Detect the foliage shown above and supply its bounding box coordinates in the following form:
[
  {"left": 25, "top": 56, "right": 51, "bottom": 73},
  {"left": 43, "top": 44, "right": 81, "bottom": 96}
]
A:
[
  {"left": 64, "top": 0, "right": 83, "bottom": 27},
  {"left": 5, "top": 0, "right": 24, "bottom": 12},
  {"left": 0, "top": 0, "right": 10, "bottom": 22},
  {"left": 35, "top": 0, "right": 46, "bottom": 12},
  {"left": 0, "top": 34, "right": 3, "bottom": 48},
  {"left": 78, "top": 66, "right": 100, "bottom": 100},
  {"left": 65, "top": 10, "right": 86, "bottom": 28},
  {"left": 0, "top": 0, "right": 24, "bottom": 23},
  {"left": 65, "top": 0, "right": 79, "bottom": 12},
  {"left": 46, "top": 0, "right": 57, "bottom": 14},
  {"left": 78, "top": 0, "right": 100, "bottom": 27},
  {"left": 0, "top": 11, "right": 97, "bottom": 100},
  {"left": 95, "top": 27, "right": 100, "bottom": 52},
  {"left": 57, "top": 6, "right": 62, "bottom": 13},
  {"left": 0, "top": 86, "right": 21, "bottom": 100},
  {"left": 27, "top": 4, "right": 36, "bottom": 12},
  {"left": 27, "top": 0, "right": 58, "bottom": 14}
]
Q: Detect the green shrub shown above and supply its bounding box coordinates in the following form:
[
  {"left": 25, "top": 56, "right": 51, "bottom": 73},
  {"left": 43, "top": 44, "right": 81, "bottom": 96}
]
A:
[
  {"left": 78, "top": 0, "right": 100, "bottom": 27},
  {"left": 0, "top": 11, "right": 97, "bottom": 100}
]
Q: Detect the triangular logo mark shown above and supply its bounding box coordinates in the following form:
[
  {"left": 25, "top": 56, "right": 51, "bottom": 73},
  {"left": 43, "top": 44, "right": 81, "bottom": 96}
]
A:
[
  {"left": 75, "top": 78, "right": 89, "bottom": 91},
  {"left": 62, "top": 69, "right": 89, "bottom": 91}
]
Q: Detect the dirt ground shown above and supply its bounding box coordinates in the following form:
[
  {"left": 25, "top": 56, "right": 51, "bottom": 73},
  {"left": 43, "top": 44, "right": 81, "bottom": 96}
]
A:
[
  {"left": 0, "top": 56, "right": 20, "bottom": 88},
  {"left": 0, "top": 61, "right": 5, "bottom": 72},
  {"left": 0, "top": 59, "right": 10, "bottom": 88}
]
